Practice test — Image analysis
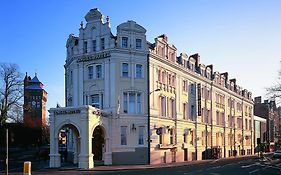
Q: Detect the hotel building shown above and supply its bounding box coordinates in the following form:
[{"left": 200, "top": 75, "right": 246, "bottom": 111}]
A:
[{"left": 49, "top": 8, "right": 254, "bottom": 169}]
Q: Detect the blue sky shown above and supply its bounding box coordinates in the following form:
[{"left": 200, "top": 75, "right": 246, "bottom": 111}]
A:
[{"left": 1, "top": 0, "right": 281, "bottom": 115}]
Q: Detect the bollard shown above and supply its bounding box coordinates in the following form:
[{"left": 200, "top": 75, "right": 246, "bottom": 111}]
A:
[{"left": 23, "top": 161, "right": 31, "bottom": 175}]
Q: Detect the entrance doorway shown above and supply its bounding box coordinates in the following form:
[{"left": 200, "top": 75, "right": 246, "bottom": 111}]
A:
[
  {"left": 92, "top": 126, "right": 105, "bottom": 162},
  {"left": 58, "top": 124, "right": 80, "bottom": 167},
  {"left": 184, "top": 148, "right": 188, "bottom": 161}
]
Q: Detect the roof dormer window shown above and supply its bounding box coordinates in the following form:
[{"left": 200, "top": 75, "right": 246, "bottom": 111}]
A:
[
  {"left": 122, "top": 37, "right": 128, "bottom": 48},
  {"left": 101, "top": 38, "right": 105, "bottom": 50},
  {"left": 136, "top": 39, "right": 141, "bottom": 49}
]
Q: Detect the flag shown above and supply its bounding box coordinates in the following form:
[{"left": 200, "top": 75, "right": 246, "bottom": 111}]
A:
[{"left": 117, "top": 95, "right": 120, "bottom": 117}]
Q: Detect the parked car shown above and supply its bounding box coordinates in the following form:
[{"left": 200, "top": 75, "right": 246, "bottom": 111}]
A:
[{"left": 273, "top": 150, "right": 281, "bottom": 158}]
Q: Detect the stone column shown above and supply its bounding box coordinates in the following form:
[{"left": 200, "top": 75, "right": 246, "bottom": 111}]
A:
[
  {"left": 104, "top": 137, "right": 112, "bottom": 165},
  {"left": 49, "top": 111, "right": 61, "bottom": 167},
  {"left": 78, "top": 108, "right": 94, "bottom": 169}
]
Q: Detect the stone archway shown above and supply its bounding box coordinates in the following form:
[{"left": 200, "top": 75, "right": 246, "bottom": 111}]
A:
[
  {"left": 58, "top": 124, "right": 80, "bottom": 166},
  {"left": 49, "top": 106, "right": 111, "bottom": 169},
  {"left": 92, "top": 125, "right": 105, "bottom": 164}
]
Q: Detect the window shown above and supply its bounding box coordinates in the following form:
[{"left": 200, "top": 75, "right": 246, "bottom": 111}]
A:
[
  {"left": 190, "top": 83, "right": 195, "bottom": 94},
  {"left": 160, "top": 96, "right": 166, "bottom": 117},
  {"left": 207, "top": 90, "right": 210, "bottom": 100},
  {"left": 190, "top": 130, "right": 194, "bottom": 145},
  {"left": 216, "top": 111, "right": 220, "bottom": 125},
  {"left": 83, "top": 41, "right": 88, "bottom": 53},
  {"left": 161, "top": 71, "right": 165, "bottom": 83},
  {"left": 170, "top": 129, "right": 174, "bottom": 144},
  {"left": 136, "top": 64, "right": 143, "bottom": 78},
  {"left": 123, "top": 92, "right": 142, "bottom": 114},
  {"left": 122, "top": 37, "right": 128, "bottom": 48},
  {"left": 221, "top": 113, "right": 225, "bottom": 126},
  {"left": 183, "top": 103, "right": 186, "bottom": 119},
  {"left": 37, "top": 102, "right": 40, "bottom": 108},
  {"left": 183, "top": 133, "right": 187, "bottom": 143},
  {"left": 170, "top": 99, "right": 175, "bottom": 119},
  {"left": 122, "top": 63, "right": 129, "bottom": 77},
  {"left": 202, "top": 131, "right": 206, "bottom": 145},
  {"left": 92, "top": 40, "right": 96, "bottom": 52},
  {"left": 91, "top": 94, "right": 103, "bottom": 109},
  {"left": 101, "top": 38, "right": 105, "bottom": 50},
  {"left": 123, "top": 93, "right": 128, "bottom": 113},
  {"left": 129, "top": 93, "right": 135, "bottom": 113},
  {"left": 183, "top": 80, "right": 188, "bottom": 92},
  {"left": 190, "top": 64, "right": 195, "bottom": 71},
  {"left": 121, "top": 126, "right": 127, "bottom": 145},
  {"left": 191, "top": 105, "right": 195, "bottom": 119},
  {"left": 157, "top": 69, "right": 161, "bottom": 81},
  {"left": 159, "top": 127, "right": 164, "bottom": 144},
  {"left": 136, "top": 93, "right": 141, "bottom": 114},
  {"left": 96, "top": 65, "right": 102, "bottom": 78},
  {"left": 138, "top": 126, "right": 144, "bottom": 145},
  {"left": 136, "top": 39, "right": 142, "bottom": 49},
  {"left": 88, "top": 66, "right": 93, "bottom": 79}
]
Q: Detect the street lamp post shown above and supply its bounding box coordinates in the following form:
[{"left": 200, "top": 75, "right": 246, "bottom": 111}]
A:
[
  {"left": 6, "top": 128, "right": 8, "bottom": 175},
  {"left": 147, "top": 87, "right": 160, "bottom": 165}
]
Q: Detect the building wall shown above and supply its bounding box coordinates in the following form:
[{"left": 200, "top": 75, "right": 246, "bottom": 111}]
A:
[
  {"left": 148, "top": 35, "right": 254, "bottom": 164},
  {"left": 254, "top": 97, "right": 279, "bottom": 150},
  {"left": 64, "top": 9, "right": 148, "bottom": 165},
  {"left": 63, "top": 8, "right": 255, "bottom": 166}
]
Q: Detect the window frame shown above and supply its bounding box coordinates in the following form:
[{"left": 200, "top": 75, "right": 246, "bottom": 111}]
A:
[
  {"left": 95, "top": 64, "right": 102, "bottom": 79},
  {"left": 136, "top": 38, "right": 142, "bottom": 49},
  {"left": 88, "top": 66, "right": 93, "bottom": 79},
  {"left": 121, "top": 126, "right": 127, "bottom": 145},
  {"left": 122, "top": 63, "right": 129, "bottom": 77},
  {"left": 135, "top": 64, "right": 143, "bottom": 78},
  {"left": 90, "top": 94, "right": 103, "bottom": 109},
  {"left": 122, "top": 37, "right": 128, "bottom": 48},
  {"left": 138, "top": 126, "right": 144, "bottom": 145},
  {"left": 123, "top": 92, "right": 142, "bottom": 114}
]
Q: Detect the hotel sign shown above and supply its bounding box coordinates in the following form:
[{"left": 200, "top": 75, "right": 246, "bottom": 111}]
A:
[
  {"left": 77, "top": 51, "right": 111, "bottom": 63},
  {"left": 55, "top": 109, "right": 81, "bottom": 115}
]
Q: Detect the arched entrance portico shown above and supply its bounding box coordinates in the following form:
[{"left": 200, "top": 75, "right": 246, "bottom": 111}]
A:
[
  {"left": 92, "top": 125, "right": 105, "bottom": 164},
  {"left": 49, "top": 106, "right": 112, "bottom": 169}
]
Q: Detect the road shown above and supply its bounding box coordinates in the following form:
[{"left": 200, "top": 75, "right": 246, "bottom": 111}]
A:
[{"left": 4, "top": 155, "right": 281, "bottom": 175}]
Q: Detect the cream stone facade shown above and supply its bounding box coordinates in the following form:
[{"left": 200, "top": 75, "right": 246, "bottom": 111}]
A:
[
  {"left": 148, "top": 35, "right": 254, "bottom": 164},
  {"left": 50, "top": 8, "right": 149, "bottom": 169},
  {"left": 49, "top": 8, "right": 254, "bottom": 169}
]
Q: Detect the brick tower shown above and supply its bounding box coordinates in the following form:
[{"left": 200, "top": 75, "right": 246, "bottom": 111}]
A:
[{"left": 23, "top": 73, "right": 48, "bottom": 128}]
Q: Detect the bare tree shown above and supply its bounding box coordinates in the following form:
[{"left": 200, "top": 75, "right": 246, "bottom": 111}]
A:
[
  {"left": 266, "top": 67, "right": 281, "bottom": 104},
  {"left": 0, "top": 63, "right": 23, "bottom": 125}
]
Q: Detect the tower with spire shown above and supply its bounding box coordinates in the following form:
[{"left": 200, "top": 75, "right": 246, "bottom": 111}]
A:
[{"left": 23, "top": 72, "right": 48, "bottom": 128}]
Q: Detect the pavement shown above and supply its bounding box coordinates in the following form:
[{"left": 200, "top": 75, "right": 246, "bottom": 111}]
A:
[
  {"left": 0, "top": 153, "right": 274, "bottom": 175},
  {"left": 37, "top": 154, "right": 258, "bottom": 172}
]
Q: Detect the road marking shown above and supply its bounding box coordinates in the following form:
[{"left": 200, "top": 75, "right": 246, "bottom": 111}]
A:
[
  {"left": 241, "top": 163, "right": 260, "bottom": 168},
  {"left": 249, "top": 169, "right": 260, "bottom": 174},
  {"left": 221, "top": 163, "right": 235, "bottom": 167},
  {"left": 210, "top": 166, "right": 221, "bottom": 169},
  {"left": 259, "top": 163, "right": 281, "bottom": 170}
]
